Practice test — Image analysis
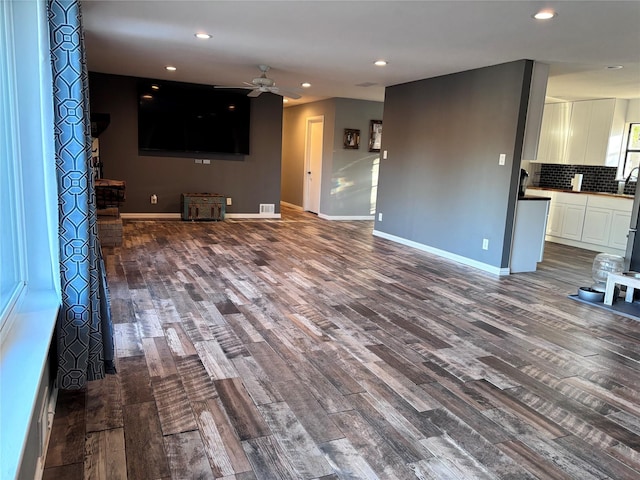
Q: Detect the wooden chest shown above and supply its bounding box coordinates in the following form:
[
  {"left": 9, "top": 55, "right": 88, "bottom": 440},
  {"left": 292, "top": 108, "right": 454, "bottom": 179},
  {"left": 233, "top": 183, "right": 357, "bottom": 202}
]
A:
[{"left": 181, "top": 193, "right": 226, "bottom": 221}]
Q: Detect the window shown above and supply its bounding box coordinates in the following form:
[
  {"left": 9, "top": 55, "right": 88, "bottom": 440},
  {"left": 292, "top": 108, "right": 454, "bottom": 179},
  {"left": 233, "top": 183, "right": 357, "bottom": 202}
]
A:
[
  {"left": 622, "top": 123, "right": 640, "bottom": 180},
  {"left": 0, "top": 0, "right": 27, "bottom": 331}
]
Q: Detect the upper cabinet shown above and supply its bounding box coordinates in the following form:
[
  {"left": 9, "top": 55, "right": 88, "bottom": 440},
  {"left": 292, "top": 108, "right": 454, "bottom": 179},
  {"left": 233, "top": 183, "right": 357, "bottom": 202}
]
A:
[
  {"left": 537, "top": 102, "right": 572, "bottom": 164},
  {"left": 535, "top": 99, "right": 628, "bottom": 166}
]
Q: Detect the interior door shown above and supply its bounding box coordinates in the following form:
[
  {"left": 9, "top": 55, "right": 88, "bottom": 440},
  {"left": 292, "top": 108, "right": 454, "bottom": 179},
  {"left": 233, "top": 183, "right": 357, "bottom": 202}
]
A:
[{"left": 304, "top": 115, "right": 323, "bottom": 213}]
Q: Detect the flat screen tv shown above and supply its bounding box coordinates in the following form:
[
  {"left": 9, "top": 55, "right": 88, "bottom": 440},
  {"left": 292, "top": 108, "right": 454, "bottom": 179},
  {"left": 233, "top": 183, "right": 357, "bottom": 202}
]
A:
[{"left": 137, "top": 79, "right": 250, "bottom": 156}]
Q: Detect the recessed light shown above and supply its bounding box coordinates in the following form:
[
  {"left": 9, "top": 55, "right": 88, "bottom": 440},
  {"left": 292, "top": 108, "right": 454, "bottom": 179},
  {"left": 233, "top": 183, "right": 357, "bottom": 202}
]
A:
[
  {"left": 194, "top": 33, "right": 211, "bottom": 39},
  {"left": 606, "top": 65, "right": 623, "bottom": 70},
  {"left": 374, "top": 60, "right": 388, "bottom": 66},
  {"left": 301, "top": 82, "right": 311, "bottom": 88},
  {"left": 141, "top": 94, "right": 153, "bottom": 99},
  {"left": 151, "top": 84, "right": 160, "bottom": 90},
  {"left": 283, "top": 98, "right": 289, "bottom": 103},
  {"left": 165, "top": 65, "right": 177, "bottom": 71},
  {"left": 533, "top": 10, "right": 556, "bottom": 20}
]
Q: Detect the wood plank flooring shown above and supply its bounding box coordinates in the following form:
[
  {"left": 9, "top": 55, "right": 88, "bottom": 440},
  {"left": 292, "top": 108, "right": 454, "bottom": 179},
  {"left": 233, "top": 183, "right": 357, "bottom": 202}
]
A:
[{"left": 44, "top": 205, "right": 640, "bottom": 479}]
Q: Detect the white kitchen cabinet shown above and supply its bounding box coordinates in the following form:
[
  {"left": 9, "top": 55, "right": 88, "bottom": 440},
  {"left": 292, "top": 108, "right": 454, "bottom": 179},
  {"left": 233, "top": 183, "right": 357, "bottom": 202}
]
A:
[
  {"left": 562, "top": 204, "right": 586, "bottom": 240},
  {"left": 564, "top": 100, "right": 591, "bottom": 166},
  {"left": 581, "top": 207, "right": 612, "bottom": 246},
  {"left": 609, "top": 211, "right": 631, "bottom": 250},
  {"left": 537, "top": 102, "right": 572, "bottom": 164},
  {"left": 552, "top": 192, "right": 587, "bottom": 240},
  {"left": 536, "top": 99, "right": 628, "bottom": 166},
  {"left": 526, "top": 189, "right": 633, "bottom": 254}
]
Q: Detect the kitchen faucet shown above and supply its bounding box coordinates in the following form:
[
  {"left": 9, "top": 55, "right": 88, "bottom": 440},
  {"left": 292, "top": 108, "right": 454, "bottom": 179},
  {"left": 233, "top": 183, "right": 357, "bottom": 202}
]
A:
[{"left": 625, "top": 166, "right": 639, "bottom": 184}]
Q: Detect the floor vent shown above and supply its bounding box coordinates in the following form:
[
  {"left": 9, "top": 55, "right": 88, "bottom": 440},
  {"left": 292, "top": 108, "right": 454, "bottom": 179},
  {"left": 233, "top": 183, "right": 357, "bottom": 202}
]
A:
[{"left": 260, "top": 204, "right": 275, "bottom": 214}]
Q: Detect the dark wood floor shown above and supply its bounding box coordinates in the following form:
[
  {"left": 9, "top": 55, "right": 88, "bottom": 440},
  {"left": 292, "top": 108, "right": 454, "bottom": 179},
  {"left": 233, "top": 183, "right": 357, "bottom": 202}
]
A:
[{"left": 44, "top": 205, "right": 640, "bottom": 479}]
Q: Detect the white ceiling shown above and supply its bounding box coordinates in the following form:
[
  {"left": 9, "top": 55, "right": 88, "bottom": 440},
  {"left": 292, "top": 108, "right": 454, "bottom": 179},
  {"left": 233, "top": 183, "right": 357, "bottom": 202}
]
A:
[{"left": 82, "top": 0, "right": 640, "bottom": 106}]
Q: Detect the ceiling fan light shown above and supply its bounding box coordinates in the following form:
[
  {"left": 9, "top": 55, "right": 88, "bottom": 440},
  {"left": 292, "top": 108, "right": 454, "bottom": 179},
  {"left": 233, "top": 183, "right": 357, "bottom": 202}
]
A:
[{"left": 533, "top": 10, "right": 556, "bottom": 20}]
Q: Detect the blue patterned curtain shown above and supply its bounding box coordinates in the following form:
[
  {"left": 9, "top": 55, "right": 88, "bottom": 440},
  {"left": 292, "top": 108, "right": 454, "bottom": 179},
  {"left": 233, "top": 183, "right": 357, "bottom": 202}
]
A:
[{"left": 49, "top": 0, "right": 115, "bottom": 389}]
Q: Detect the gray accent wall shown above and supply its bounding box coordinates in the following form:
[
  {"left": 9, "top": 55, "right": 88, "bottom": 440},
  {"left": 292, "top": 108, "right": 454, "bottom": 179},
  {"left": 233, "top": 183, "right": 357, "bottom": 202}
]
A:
[
  {"left": 281, "top": 98, "right": 383, "bottom": 216},
  {"left": 89, "top": 73, "right": 283, "bottom": 214},
  {"left": 374, "top": 60, "right": 535, "bottom": 269}
]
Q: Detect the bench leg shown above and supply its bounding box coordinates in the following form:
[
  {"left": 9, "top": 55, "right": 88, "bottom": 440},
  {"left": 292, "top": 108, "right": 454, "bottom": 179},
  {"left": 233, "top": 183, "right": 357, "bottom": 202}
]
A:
[
  {"left": 604, "top": 279, "right": 617, "bottom": 305},
  {"left": 625, "top": 286, "right": 635, "bottom": 303}
]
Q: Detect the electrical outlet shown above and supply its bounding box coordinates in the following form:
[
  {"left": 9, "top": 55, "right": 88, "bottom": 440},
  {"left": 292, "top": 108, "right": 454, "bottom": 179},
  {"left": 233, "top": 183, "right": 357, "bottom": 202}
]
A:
[
  {"left": 151, "top": 194, "right": 158, "bottom": 204},
  {"left": 203, "top": 159, "right": 210, "bottom": 164},
  {"left": 482, "top": 238, "right": 489, "bottom": 250},
  {"left": 226, "top": 197, "right": 232, "bottom": 206},
  {"left": 194, "top": 159, "right": 202, "bottom": 164},
  {"left": 378, "top": 212, "right": 383, "bottom": 222}
]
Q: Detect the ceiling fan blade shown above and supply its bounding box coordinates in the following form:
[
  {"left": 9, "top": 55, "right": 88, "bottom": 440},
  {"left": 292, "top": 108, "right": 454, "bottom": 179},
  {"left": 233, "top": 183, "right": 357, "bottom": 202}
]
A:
[
  {"left": 214, "top": 85, "right": 254, "bottom": 90},
  {"left": 278, "top": 89, "right": 302, "bottom": 100},
  {"left": 247, "top": 89, "right": 262, "bottom": 97}
]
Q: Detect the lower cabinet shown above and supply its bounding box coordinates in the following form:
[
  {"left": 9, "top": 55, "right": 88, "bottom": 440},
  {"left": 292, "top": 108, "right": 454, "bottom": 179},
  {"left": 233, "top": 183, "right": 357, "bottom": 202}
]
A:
[
  {"left": 527, "top": 189, "right": 633, "bottom": 254},
  {"left": 609, "top": 210, "right": 631, "bottom": 250},
  {"left": 581, "top": 207, "right": 612, "bottom": 245}
]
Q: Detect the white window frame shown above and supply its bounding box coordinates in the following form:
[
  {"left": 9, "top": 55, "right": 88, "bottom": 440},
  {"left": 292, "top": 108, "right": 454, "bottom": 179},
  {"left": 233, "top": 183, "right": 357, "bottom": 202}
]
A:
[{"left": 0, "top": 1, "right": 61, "bottom": 479}]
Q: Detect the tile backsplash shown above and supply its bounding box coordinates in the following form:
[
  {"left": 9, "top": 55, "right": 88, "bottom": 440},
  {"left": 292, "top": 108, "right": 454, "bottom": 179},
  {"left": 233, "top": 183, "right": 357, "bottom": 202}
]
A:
[{"left": 531, "top": 163, "right": 636, "bottom": 196}]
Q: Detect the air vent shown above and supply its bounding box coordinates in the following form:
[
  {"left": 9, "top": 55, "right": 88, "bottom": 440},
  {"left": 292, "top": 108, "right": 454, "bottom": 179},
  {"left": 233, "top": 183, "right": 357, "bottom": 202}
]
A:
[
  {"left": 260, "top": 204, "right": 275, "bottom": 214},
  {"left": 355, "top": 82, "right": 377, "bottom": 87}
]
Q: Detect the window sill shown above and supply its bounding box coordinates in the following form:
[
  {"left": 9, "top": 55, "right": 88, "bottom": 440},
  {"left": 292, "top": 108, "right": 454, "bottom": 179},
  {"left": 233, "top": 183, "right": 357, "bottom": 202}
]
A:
[{"left": 0, "top": 288, "right": 59, "bottom": 480}]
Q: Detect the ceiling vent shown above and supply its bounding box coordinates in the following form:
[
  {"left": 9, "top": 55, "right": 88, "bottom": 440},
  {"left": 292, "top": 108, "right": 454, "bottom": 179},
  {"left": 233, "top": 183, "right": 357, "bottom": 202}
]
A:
[{"left": 355, "top": 82, "right": 377, "bottom": 87}]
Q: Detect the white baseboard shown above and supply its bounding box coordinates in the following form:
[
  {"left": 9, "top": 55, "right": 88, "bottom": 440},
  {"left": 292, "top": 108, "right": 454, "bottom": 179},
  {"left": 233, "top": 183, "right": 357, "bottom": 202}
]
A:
[
  {"left": 120, "top": 213, "right": 181, "bottom": 220},
  {"left": 373, "top": 229, "right": 509, "bottom": 276},
  {"left": 120, "top": 212, "right": 281, "bottom": 220},
  {"left": 226, "top": 213, "right": 281, "bottom": 219},
  {"left": 318, "top": 214, "right": 375, "bottom": 221}
]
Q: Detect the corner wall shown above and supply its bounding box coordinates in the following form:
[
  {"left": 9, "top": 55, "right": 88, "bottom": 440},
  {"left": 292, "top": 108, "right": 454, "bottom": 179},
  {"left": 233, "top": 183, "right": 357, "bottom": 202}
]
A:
[
  {"left": 374, "top": 60, "right": 535, "bottom": 271},
  {"left": 89, "top": 73, "right": 283, "bottom": 214}
]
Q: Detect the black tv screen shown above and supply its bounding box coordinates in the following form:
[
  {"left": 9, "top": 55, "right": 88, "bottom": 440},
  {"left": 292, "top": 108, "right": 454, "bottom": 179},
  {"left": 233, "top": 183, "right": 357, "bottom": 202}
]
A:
[{"left": 137, "top": 79, "right": 250, "bottom": 156}]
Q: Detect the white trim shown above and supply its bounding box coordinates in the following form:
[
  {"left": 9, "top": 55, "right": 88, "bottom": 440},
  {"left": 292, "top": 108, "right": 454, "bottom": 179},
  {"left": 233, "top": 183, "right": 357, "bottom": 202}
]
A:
[
  {"left": 226, "top": 213, "right": 281, "bottom": 219},
  {"left": 1, "top": 289, "right": 59, "bottom": 480},
  {"left": 120, "top": 212, "right": 282, "bottom": 220},
  {"left": 372, "top": 229, "right": 510, "bottom": 276},
  {"left": 303, "top": 115, "right": 324, "bottom": 213},
  {"left": 120, "top": 213, "right": 181, "bottom": 220},
  {"left": 544, "top": 236, "right": 625, "bottom": 256},
  {"left": 318, "top": 214, "right": 375, "bottom": 221},
  {"left": 281, "top": 201, "right": 303, "bottom": 210}
]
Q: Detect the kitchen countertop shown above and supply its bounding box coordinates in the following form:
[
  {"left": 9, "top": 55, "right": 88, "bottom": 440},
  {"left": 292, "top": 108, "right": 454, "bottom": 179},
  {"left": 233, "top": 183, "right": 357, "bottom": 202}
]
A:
[
  {"left": 518, "top": 195, "right": 551, "bottom": 201},
  {"left": 527, "top": 187, "right": 634, "bottom": 200}
]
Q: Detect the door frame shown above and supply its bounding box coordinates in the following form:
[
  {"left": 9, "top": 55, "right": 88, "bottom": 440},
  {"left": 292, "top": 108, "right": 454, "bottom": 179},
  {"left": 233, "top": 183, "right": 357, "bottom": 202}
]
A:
[{"left": 303, "top": 115, "right": 324, "bottom": 213}]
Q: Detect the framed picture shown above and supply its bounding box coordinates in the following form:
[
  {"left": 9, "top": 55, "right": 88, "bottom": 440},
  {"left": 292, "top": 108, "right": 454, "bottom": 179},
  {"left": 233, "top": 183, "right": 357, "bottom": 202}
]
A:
[
  {"left": 343, "top": 129, "right": 360, "bottom": 149},
  {"left": 369, "top": 120, "right": 382, "bottom": 152}
]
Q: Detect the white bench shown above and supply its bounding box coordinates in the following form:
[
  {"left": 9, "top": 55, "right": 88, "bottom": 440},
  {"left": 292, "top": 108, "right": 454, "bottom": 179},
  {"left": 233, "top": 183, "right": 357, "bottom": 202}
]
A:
[{"left": 604, "top": 272, "right": 640, "bottom": 305}]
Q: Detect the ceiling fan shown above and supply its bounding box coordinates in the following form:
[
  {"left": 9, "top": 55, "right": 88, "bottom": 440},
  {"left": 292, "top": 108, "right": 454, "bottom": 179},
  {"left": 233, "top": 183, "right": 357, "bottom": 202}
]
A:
[{"left": 216, "top": 65, "right": 301, "bottom": 99}]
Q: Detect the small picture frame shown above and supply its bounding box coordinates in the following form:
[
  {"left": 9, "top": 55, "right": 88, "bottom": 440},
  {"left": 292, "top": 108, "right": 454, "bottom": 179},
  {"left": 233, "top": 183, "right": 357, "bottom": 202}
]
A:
[
  {"left": 343, "top": 129, "right": 360, "bottom": 149},
  {"left": 369, "top": 120, "right": 382, "bottom": 152}
]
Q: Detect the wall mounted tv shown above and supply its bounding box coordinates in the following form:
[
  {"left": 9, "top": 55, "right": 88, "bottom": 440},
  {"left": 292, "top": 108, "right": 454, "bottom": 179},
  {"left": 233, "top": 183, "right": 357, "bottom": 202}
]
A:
[{"left": 137, "top": 79, "right": 250, "bottom": 156}]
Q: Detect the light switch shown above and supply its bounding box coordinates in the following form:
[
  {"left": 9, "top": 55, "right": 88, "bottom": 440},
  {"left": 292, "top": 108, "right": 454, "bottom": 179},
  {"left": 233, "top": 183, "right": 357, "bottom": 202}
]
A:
[
  {"left": 499, "top": 154, "right": 506, "bottom": 165},
  {"left": 383, "top": 150, "right": 388, "bottom": 160}
]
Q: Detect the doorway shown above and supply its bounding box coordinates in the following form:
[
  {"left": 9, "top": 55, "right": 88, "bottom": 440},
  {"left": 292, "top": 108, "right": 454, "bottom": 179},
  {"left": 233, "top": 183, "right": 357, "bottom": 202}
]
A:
[{"left": 303, "top": 115, "right": 324, "bottom": 213}]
